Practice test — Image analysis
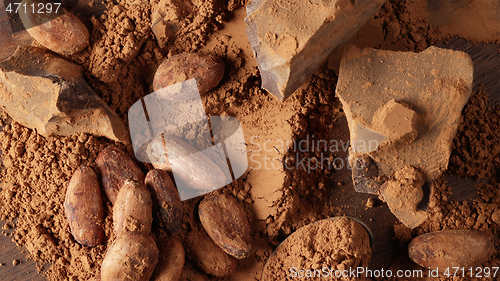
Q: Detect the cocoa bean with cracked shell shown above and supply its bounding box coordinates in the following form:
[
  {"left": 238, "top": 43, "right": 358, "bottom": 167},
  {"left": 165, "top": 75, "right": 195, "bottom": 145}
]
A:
[
  {"left": 113, "top": 180, "right": 153, "bottom": 237},
  {"left": 184, "top": 230, "right": 237, "bottom": 277},
  {"left": 199, "top": 193, "right": 252, "bottom": 259},
  {"left": 19, "top": 0, "right": 89, "bottom": 56},
  {"left": 101, "top": 233, "right": 159, "bottom": 281},
  {"left": 64, "top": 165, "right": 105, "bottom": 247},
  {"left": 152, "top": 235, "right": 185, "bottom": 281},
  {"left": 96, "top": 146, "right": 145, "bottom": 204},
  {"left": 409, "top": 229, "right": 494, "bottom": 272},
  {"left": 153, "top": 53, "right": 225, "bottom": 95},
  {"left": 145, "top": 169, "right": 183, "bottom": 233},
  {"left": 145, "top": 134, "right": 227, "bottom": 191}
]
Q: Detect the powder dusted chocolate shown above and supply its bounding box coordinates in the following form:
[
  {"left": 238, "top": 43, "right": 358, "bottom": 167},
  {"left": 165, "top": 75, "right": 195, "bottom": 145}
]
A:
[
  {"left": 372, "top": 100, "right": 418, "bottom": 145},
  {"left": 0, "top": 46, "right": 129, "bottom": 143},
  {"left": 262, "top": 218, "right": 372, "bottom": 281},
  {"left": 337, "top": 45, "right": 473, "bottom": 186},
  {"left": 245, "top": 0, "right": 387, "bottom": 100},
  {"left": 387, "top": 90, "right": 500, "bottom": 280},
  {"left": 337, "top": 45, "right": 474, "bottom": 229},
  {"left": 380, "top": 166, "right": 427, "bottom": 229},
  {"left": 328, "top": 0, "right": 500, "bottom": 74}
]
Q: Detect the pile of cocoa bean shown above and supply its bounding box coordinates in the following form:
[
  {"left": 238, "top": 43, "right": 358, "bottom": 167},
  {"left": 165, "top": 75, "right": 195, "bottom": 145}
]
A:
[{"left": 65, "top": 145, "right": 252, "bottom": 281}]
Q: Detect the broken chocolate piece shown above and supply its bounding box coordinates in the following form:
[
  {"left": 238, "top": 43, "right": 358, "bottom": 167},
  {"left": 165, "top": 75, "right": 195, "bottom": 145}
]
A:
[
  {"left": 0, "top": 46, "right": 129, "bottom": 143},
  {"left": 337, "top": 46, "right": 473, "bottom": 228},
  {"left": 380, "top": 166, "right": 427, "bottom": 229},
  {"left": 351, "top": 124, "right": 387, "bottom": 153},
  {"left": 337, "top": 45, "right": 473, "bottom": 187},
  {"left": 351, "top": 155, "right": 385, "bottom": 194},
  {"left": 151, "top": 19, "right": 174, "bottom": 48},
  {"left": 245, "top": 0, "right": 387, "bottom": 100},
  {"left": 150, "top": 0, "right": 184, "bottom": 48},
  {"left": 372, "top": 100, "right": 418, "bottom": 145}
]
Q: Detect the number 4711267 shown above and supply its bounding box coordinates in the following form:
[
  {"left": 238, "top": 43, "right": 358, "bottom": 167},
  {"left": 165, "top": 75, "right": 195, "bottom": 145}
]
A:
[{"left": 6, "top": 2, "right": 61, "bottom": 14}]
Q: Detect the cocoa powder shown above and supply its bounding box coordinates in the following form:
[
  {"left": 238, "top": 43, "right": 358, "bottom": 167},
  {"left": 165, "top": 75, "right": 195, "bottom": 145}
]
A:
[
  {"left": 263, "top": 218, "right": 372, "bottom": 281},
  {"left": 0, "top": 114, "right": 118, "bottom": 280}
]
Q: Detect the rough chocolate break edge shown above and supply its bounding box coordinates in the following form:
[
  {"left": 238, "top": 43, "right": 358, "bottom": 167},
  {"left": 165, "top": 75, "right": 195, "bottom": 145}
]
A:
[
  {"left": 245, "top": 0, "right": 387, "bottom": 100},
  {"left": 336, "top": 45, "right": 473, "bottom": 228}
]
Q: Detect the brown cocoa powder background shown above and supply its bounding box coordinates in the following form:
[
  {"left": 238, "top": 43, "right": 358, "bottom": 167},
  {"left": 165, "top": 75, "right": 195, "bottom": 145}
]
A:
[
  {"left": 0, "top": 116, "right": 119, "bottom": 280},
  {"left": 0, "top": 0, "right": 499, "bottom": 280}
]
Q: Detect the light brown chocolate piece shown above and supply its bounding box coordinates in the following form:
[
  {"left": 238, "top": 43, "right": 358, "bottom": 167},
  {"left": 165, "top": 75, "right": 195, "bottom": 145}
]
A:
[
  {"left": 0, "top": 46, "right": 129, "bottom": 143},
  {"left": 373, "top": 100, "right": 418, "bottom": 145},
  {"left": 337, "top": 46, "right": 473, "bottom": 194},
  {"left": 380, "top": 166, "right": 427, "bottom": 229},
  {"left": 150, "top": 0, "right": 185, "bottom": 48},
  {"left": 151, "top": 20, "right": 174, "bottom": 49},
  {"left": 245, "top": 0, "right": 387, "bottom": 100}
]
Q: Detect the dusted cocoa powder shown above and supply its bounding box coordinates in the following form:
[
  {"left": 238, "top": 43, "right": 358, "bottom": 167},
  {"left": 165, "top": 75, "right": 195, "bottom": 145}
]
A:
[
  {"left": 0, "top": 114, "right": 118, "bottom": 280},
  {"left": 263, "top": 218, "right": 372, "bottom": 281}
]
